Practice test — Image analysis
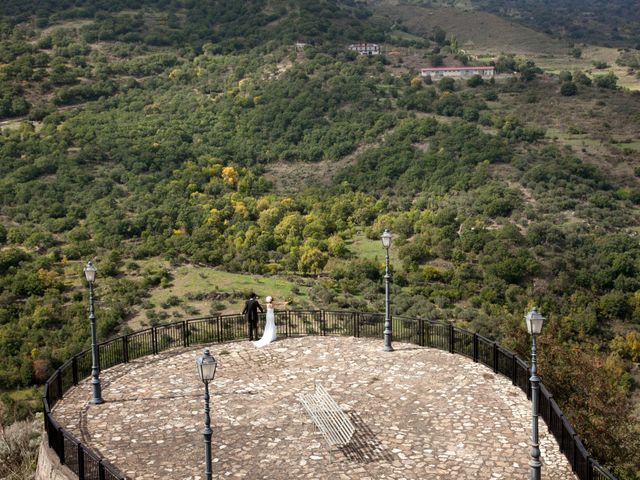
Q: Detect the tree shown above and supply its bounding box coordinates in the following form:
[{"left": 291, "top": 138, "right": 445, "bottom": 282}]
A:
[
  {"left": 574, "top": 70, "right": 592, "bottom": 86},
  {"left": 438, "top": 77, "right": 455, "bottom": 92},
  {"left": 297, "top": 247, "right": 328, "bottom": 275},
  {"left": 494, "top": 54, "right": 516, "bottom": 73},
  {"left": 558, "top": 71, "right": 572, "bottom": 82},
  {"left": 517, "top": 60, "right": 541, "bottom": 82},
  {"left": 431, "top": 26, "right": 446, "bottom": 45},
  {"left": 560, "top": 81, "right": 577, "bottom": 96},
  {"left": 467, "top": 74, "right": 484, "bottom": 88},
  {"left": 594, "top": 72, "right": 618, "bottom": 89},
  {"left": 429, "top": 53, "right": 443, "bottom": 67}
]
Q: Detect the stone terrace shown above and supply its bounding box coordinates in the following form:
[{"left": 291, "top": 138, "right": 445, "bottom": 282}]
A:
[{"left": 52, "top": 336, "right": 576, "bottom": 479}]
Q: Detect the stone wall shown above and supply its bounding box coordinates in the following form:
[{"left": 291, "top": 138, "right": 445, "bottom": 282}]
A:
[{"left": 35, "top": 437, "right": 76, "bottom": 480}]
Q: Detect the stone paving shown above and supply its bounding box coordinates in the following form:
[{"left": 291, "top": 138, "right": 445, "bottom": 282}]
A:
[{"left": 53, "top": 336, "right": 576, "bottom": 479}]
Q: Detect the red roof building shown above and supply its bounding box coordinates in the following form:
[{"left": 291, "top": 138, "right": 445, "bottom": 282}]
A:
[{"left": 421, "top": 66, "right": 495, "bottom": 78}]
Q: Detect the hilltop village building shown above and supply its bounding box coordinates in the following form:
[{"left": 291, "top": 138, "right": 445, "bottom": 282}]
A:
[
  {"left": 348, "top": 43, "right": 380, "bottom": 56},
  {"left": 421, "top": 66, "right": 495, "bottom": 79}
]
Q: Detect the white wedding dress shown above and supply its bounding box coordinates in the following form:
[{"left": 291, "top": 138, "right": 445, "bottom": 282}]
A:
[{"left": 253, "top": 307, "right": 277, "bottom": 347}]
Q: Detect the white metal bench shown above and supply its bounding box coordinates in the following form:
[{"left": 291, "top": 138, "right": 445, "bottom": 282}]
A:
[{"left": 297, "top": 383, "right": 355, "bottom": 460}]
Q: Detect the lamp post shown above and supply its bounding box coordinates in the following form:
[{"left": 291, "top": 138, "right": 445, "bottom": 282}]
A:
[
  {"left": 381, "top": 229, "right": 393, "bottom": 352},
  {"left": 83, "top": 261, "right": 103, "bottom": 405},
  {"left": 525, "top": 307, "right": 545, "bottom": 480},
  {"left": 196, "top": 349, "right": 217, "bottom": 480}
]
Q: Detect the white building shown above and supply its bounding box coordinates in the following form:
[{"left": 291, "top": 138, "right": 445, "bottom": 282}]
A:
[
  {"left": 348, "top": 43, "right": 380, "bottom": 56},
  {"left": 421, "top": 66, "right": 495, "bottom": 78}
]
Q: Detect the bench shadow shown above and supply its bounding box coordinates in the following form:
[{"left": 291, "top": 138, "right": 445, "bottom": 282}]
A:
[{"left": 339, "top": 411, "right": 394, "bottom": 464}]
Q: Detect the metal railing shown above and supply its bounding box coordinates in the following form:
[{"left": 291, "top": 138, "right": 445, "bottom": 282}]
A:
[{"left": 42, "top": 310, "right": 618, "bottom": 480}]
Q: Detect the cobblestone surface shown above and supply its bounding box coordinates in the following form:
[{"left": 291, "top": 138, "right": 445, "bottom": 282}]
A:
[{"left": 53, "top": 336, "right": 576, "bottom": 479}]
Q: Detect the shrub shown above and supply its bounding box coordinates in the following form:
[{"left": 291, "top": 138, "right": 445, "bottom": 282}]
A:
[
  {"left": 558, "top": 71, "right": 572, "bottom": 82},
  {"left": 574, "top": 70, "right": 592, "bottom": 86},
  {"left": 0, "top": 411, "right": 41, "bottom": 480},
  {"left": 438, "top": 77, "right": 455, "bottom": 92},
  {"left": 484, "top": 90, "right": 498, "bottom": 101},
  {"left": 435, "top": 93, "right": 463, "bottom": 116},
  {"left": 594, "top": 72, "right": 618, "bottom": 89},
  {"left": 467, "top": 74, "right": 484, "bottom": 87},
  {"left": 560, "top": 81, "right": 577, "bottom": 96}
]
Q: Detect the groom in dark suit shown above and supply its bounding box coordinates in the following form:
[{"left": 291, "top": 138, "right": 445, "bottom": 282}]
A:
[{"left": 242, "top": 293, "right": 263, "bottom": 341}]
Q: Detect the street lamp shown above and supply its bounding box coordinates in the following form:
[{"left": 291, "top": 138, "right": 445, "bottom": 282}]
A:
[
  {"left": 525, "top": 307, "right": 545, "bottom": 480},
  {"left": 196, "top": 349, "right": 217, "bottom": 480},
  {"left": 83, "top": 261, "right": 103, "bottom": 405},
  {"left": 381, "top": 229, "right": 393, "bottom": 352}
]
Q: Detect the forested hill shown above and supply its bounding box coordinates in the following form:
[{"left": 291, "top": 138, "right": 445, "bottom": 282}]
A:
[
  {"left": 473, "top": 0, "right": 640, "bottom": 46},
  {"left": 375, "top": 0, "right": 640, "bottom": 47},
  {"left": 0, "top": 0, "right": 639, "bottom": 477}
]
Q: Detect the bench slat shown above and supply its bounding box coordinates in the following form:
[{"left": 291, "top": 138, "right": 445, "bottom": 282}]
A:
[{"left": 297, "top": 383, "right": 355, "bottom": 449}]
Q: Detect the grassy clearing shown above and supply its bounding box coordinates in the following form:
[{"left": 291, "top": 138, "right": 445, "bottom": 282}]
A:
[
  {"left": 6, "top": 387, "right": 40, "bottom": 401},
  {"left": 128, "top": 233, "right": 400, "bottom": 331},
  {"left": 2, "top": 387, "right": 41, "bottom": 424},
  {"left": 388, "top": 29, "right": 426, "bottom": 43},
  {"left": 533, "top": 45, "right": 640, "bottom": 91},
  {"left": 373, "top": 3, "right": 567, "bottom": 56},
  {"left": 349, "top": 232, "right": 400, "bottom": 263},
  {"left": 127, "top": 263, "right": 312, "bottom": 330},
  {"left": 0, "top": 119, "right": 26, "bottom": 131},
  {"left": 615, "top": 141, "right": 640, "bottom": 152},
  {"left": 545, "top": 127, "right": 603, "bottom": 149}
]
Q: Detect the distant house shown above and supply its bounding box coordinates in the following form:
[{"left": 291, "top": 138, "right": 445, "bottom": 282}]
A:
[
  {"left": 421, "top": 66, "right": 495, "bottom": 79},
  {"left": 348, "top": 43, "right": 380, "bottom": 56}
]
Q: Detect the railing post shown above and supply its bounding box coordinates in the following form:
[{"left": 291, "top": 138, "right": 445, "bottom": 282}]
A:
[
  {"left": 77, "top": 444, "right": 85, "bottom": 480},
  {"left": 56, "top": 371, "right": 63, "bottom": 399},
  {"left": 511, "top": 354, "right": 517, "bottom": 385},
  {"left": 98, "top": 460, "right": 106, "bottom": 480},
  {"left": 44, "top": 381, "right": 50, "bottom": 409},
  {"left": 72, "top": 355, "right": 78, "bottom": 385},
  {"left": 527, "top": 367, "right": 532, "bottom": 399},
  {"left": 418, "top": 319, "right": 425, "bottom": 347},
  {"left": 58, "top": 427, "right": 65, "bottom": 464},
  {"left": 286, "top": 310, "right": 290, "bottom": 338},
  {"left": 448, "top": 323, "right": 454, "bottom": 353},
  {"left": 473, "top": 333, "right": 479, "bottom": 362},
  {"left": 426, "top": 321, "right": 431, "bottom": 347},
  {"left": 182, "top": 321, "right": 188, "bottom": 347},
  {"left": 321, "top": 310, "right": 326, "bottom": 336},
  {"left": 123, "top": 335, "right": 129, "bottom": 363},
  {"left": 44, "top": 410, "right": 52, "bottom": 447},
  {"left": 216, "top": 316, "right": 222, "bottom": 343},
  {"left": 353, "top": 312, "right": 358, "bottom": 338},
  {"left": 493, "top": 342, "right": 498, "bottom": 373},
  {"left": 152, "top": 327, "right": 158, "bottom": 354}
]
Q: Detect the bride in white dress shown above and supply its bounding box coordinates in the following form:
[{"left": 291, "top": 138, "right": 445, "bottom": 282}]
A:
[{"left": 253, "top": 296, "right": 279, "bottom": 348}]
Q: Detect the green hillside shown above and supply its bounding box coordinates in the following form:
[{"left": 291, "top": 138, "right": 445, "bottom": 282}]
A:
[
  {"left": 377, "top": 0, "right": 640, "bottom": 47},
  {"left": 0, "top": 1, "right": 639, "bottom": 477}
]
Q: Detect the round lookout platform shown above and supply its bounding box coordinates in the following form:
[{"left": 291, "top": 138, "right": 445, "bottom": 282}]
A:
[{"left": 48, "top": 336, "right": 575, "bottom": 479}]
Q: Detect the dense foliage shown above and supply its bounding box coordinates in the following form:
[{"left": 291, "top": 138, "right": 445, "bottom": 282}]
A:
[
  {"left": 0, "top": 0, "right": 639, "bottom": 477},
  {"left": 473, "top": 0, "right": 640, "bottom": 47}
]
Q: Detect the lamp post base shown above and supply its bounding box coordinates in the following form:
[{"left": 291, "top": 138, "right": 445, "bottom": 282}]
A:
[
  {"left": 529, "top": 460, "right": 541, "bottom": 480},
  {"left": 89, "top": 398, "right": 104, "bottom": 405},
  {"left": 383, "top": 332, "right": 394, "bottom": 352}
]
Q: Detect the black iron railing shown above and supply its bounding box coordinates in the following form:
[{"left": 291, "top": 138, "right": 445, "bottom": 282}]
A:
[{"left": 42, "top": 311, "right": 618, "bottom": 480}]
